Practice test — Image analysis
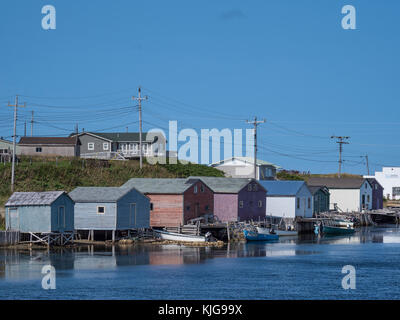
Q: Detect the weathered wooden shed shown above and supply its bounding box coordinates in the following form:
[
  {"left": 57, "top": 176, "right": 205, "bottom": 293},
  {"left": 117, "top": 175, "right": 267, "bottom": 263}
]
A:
[
  {"left": 121, "top": 178, "right": 214, "bottom": 227},
  {"left": 69, "top": 187, "right": 150, "bottom": 240},
  {"left": 190, "top": 176, "right": 267, "bottom": 223},
  {"left": 308, "top": 186, "right": 330, "bottom": 215},
  {"left": 5, "top": 191, "right": 74, "bottom": 233}
]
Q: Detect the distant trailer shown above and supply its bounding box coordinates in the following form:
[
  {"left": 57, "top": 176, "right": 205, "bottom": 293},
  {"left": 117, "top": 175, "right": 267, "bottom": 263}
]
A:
[{"left": 5, "top": 191, "right": 75, "bottom": 246}]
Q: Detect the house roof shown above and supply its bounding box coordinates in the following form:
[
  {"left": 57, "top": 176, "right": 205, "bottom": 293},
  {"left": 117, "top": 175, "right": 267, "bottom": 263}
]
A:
[
  {"left": 189, "top": 176, "right": 261, "bottom": 193},
  {"left": 5, "top": 191, "right": 67, "bottom": 206},
  {"left": 308, "top": 185, "right": 330, "bottom": 195},
  {"left": 210, "top": 157, "right": 281, "bottom": 169},
  {"left": 69, "top": 187, "right": 139, "bottom": 202},
  {"left": 366, "top": 178, "right": 383, "bottom": 189},
  {"left": 307, "top": 177, "right": 368, "bottom": 189},
  {"left": 258, "top": 181, "right": 306, "bottom": 196},
  {"left": 122, "top": 178, "right": 194, "bottom": 194},
  {"left": 0, "top": 138, "right": 13, "bottom": 145},
  {"left": 19, "top": 137, "right": 77, "bottom": 145},
  {"left": 72, "top": 132, "right": 162, "bottom": 143}
]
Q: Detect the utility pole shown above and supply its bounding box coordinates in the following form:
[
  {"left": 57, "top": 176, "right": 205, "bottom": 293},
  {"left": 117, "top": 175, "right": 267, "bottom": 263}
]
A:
[
  {"left": 8, "top": 95, "right": 26, "bottom": 192},
  {"left": 132, "top": 87, "right": 148, "bottom": 169},
  {"left": 331, "top": 136, "right": 350, "bottom": 178},
  {"left": 24, "top": 121, "right": 27, "bottom": 137},
  {"left": 30, "top": 111, "right": 34, "bottom": 136},
  {"left": 246, "top": 117, "right": 266, "bottom": 179},
  {"left": 361, "top": 154, "right": 369, "bottom": 175}
]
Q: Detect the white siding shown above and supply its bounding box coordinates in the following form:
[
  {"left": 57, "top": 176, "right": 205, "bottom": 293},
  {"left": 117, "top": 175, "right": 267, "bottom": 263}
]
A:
[
  {"left": 366, "top": 167, "right": 400, "bottom": 200},
  {"left": 266, "top": 197, "right": 296, "bottom": 218},
  {"left": 294, "top": 184, "right": 313, "bottom": 218},
  {"left": 329, "top": 189, "right": 360, "bottom": 212}
]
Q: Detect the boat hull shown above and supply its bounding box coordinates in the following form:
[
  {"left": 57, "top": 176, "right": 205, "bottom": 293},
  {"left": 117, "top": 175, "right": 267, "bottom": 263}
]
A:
[
  {"left": 155, "top": 230, "right": 207, "bottom": 242},
  {"left": 243, "top": 230, "right": 279, "bottom": 241},
  {"left": 322, "top": 226, "right": 355, "bottom": 235}
]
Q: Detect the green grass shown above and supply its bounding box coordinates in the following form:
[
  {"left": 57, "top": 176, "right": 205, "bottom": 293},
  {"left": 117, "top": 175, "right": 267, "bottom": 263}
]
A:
[{"left": 0, "top": 156, "right": 224, "bottom": 215}]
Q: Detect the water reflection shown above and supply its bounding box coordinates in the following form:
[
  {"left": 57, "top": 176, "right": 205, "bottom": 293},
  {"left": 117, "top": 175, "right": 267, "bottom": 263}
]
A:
[{"left": 0, "top": 226, "right": 399, "bottom": 282}]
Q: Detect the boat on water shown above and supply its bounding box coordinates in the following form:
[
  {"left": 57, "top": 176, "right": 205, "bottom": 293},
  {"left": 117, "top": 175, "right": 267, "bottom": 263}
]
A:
[
  {"left": 256, "top": 226, "right": 298, "bottom": 237},
  {"left": 243, "top": 229, "right": 279, "bottom": 241},
  {"left": 319, "top": 219, "right": 355, "bottom": 235},
  {"left": 154, "top": 230, "right": 211, "bottom": 242}
]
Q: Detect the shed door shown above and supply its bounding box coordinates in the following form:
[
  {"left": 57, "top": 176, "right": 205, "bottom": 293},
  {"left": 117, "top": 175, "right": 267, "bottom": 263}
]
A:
[
  {"left": 8, "top": 208, "right": 19, "bottom": 231},
  {"left": 130, "top": 203, "right": 136, "bottom": 228},
  {"left": 58, "top": 206, "right": 65, "bottom": 231}
]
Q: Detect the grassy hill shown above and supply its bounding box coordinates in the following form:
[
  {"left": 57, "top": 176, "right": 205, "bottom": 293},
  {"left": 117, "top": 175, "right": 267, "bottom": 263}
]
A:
[
  {"left": 277, "top": 170, "right": 362, "bottom": 181},
  {"left": 0, "top": 156, "right": 224, "bottom": 228}
]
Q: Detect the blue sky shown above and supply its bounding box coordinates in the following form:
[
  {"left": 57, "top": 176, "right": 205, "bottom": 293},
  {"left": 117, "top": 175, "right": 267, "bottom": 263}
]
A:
[{"left": 0, "top": 0, "right": 399, "bottom": 174}]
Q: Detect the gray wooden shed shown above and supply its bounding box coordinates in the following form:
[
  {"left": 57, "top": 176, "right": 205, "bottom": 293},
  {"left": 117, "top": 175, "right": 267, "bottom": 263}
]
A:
[
  {"left": 5, "top": 191, "right": 74, "bottom": 233},
  {"left": 69, "top": 186, "right": 150, "bottom": 240}
]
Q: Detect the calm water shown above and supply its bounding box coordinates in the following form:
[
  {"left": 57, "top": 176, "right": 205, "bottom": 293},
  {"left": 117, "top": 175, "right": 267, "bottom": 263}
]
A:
[{"left": 1, "top": 226, "right": 400, "bottom": 300}]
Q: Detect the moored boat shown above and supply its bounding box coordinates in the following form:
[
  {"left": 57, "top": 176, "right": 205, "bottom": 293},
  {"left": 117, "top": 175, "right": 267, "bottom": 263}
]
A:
[
  {"left": 321, "top": 219, "right": 355, "bottom": 235},
  {"left": 154, "top": 230, "right": 211, "bottom": 242},
  {"left": 243, "top": 229, "right": 279, "bottom": 241},
  {"left": 256, "top": 226, "right": 298, "bottom": 237}
]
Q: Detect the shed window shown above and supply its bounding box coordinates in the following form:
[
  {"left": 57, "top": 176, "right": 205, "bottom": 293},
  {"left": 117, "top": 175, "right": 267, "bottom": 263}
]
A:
[
  {"left": 253, "top": 184, "right": 258, "bottom": 191},
  {"left": 88, "top": 143, "right": 94, "bottom": 151},
  {"left": 103, "top": 143, "right": 109, "bottom": 151},
  {"left": 308, "top": 198, "right": 311, "bottom": 209},
  {"left": 367, "top": 195, "right": 370, "bottom": 202},
  {"left": 297, "top": 198, "right": 300, "bottom": 209},
  {"left": 258, "top": 200, "right": 263, "bottom": 208},
  {"left": 186, "top": 205, "right": 190, "bottom": 211},
  {"left": 200, "top": 185, "right": 204, "bottom": 193},
  {"left": 36, "top": 147, "right": 42, "bottom": 153},
  {"left": 248, "top": 184, "right": 252, "bottom": 191},
  {"left": 97, "top": 206, "right": 105, "bottom": 214},
  {"left": 239, "top": 201, "right": 244, "bottom": 208},
  {"left": 194, "top": 186, "right": 198, "bottom": 194},
  {"left": 150, "top": 203, "right": 154, "bottom": 211}
]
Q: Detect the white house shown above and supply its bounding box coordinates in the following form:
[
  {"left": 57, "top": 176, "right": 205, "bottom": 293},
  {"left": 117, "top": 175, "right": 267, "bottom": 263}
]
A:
[
  {"left": 258, "top": 181, "right": 313, "bottom": 218},
  {"left": 210, "top": 157, "right": 280, "bottom": 180},
  {"left": 365, "top": 167, "right": 400, "bottom": 200},
  {"left": 307, "top": 177, "right": 373, "bottom": 212}
]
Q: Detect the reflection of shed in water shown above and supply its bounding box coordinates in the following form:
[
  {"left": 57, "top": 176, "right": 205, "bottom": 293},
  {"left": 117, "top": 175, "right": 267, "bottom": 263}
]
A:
[
  {"left": 148, "top": 246, "right": 203, "bottom": 265},
  {"left": 73, "top": 252, "right": 117, "bottom": 270},
  {"left": 115, "top": 246, "right": 150, "bottom": 266}
]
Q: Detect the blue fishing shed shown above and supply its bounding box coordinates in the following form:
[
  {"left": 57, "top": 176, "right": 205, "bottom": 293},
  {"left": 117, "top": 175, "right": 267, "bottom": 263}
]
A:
[
  {"left": 5, "top": 191, "right": 74, "bottom": 233},
  {"left": 69, "top": 186, "right": 150, "bottom": 233}
]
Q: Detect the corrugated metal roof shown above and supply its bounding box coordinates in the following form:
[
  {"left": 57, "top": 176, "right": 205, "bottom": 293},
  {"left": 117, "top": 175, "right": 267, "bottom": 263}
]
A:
[
  {"left": 189, "top": 176, "right": 256, "bottom": 193},
  {"left": 69, "top": 187, "right": 135, "bottom": 202},
  {"left": 259, "top": 181, "right": 306, "bottom": 196},
  {"left": 307, "top": 177, "right": 367, "bottom": 189},
  {"left": 5, "top": 191, "right": 66, "bottom": 206},
  {"left": 122, "top": 178, "right": 192, "bottom": 194},
  {"left": 19, "top": 137, "right": 77, "bottom": 145}
]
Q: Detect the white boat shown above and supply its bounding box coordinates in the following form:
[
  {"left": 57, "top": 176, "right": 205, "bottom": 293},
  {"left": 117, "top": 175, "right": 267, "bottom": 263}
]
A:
[
  {"left": 256, "top": 227, "right": 298, "bottom": 237},
  {"left": 154, "top": 230, "right": 210, "bottom": 242}
]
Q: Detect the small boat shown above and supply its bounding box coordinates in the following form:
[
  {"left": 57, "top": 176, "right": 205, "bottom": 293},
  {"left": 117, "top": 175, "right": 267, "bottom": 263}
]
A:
[
  {"left": 243, "top": 229, "right": 279, "bottom": 241},
  {"left": 321, "top": 219, "right": 355, "bottom": 235},
  {"left": 154, "top": 230, "right": 211, "bottom": 242},
  {"left": 257, "top": 227, "right": 298, "bottom": 237}
]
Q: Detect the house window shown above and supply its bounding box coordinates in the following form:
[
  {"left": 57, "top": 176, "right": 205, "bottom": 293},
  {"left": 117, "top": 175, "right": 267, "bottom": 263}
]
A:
[
  {"left": 248, "top": 184, "right": 252, "bottom": 191},
  {"left": 200, "top": 185, "right": 205, "bottom": 193},
  {"left": 88, "top": 143, "right": 94, "bottom": 151},
  {"left": 297, "top": 198, "right": 300, "bottom": 209},
  {"left": 367, "top": 195, "right": 370, "bottom": 202},
  {"left": 239, "top": 201, "right": 244, "bottom": 208},
  {"left": 258, "top": 200, "right": 263, "bottom": 208},
  {"left": 131, "top": 143, "right": 138, "bottom": 153},
  {"left": 194, "top": 186, "right": 198, "bottom": 194},
  {"left": 103, "top": 143, "right": 109, "bottom": 151},
  {"left": 150, "top": 203, "right": 154, "bottom": 211},
  {"left": 142, "top": 144, "right": 149, "bottom": 155},
  {"left": 97, "top": 206, "right": 105, "bottom": 214},
  {"left": 308, "top": 198, "right": 311, "bottom": 209},
  {"left": 36, "top": 147, "right": 42, "bottom": 153},
  {"left": 253, "top": 184, "right": 258, "bottom": 191}
]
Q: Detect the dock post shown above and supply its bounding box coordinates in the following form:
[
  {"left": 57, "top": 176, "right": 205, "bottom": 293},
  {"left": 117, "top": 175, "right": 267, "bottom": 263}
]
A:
[
  {"left": 112, "top": 230, "right": 115, "bottom": 243},
  {"left": 226, "top": 222, "right": 230, "bottom": 242}
]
